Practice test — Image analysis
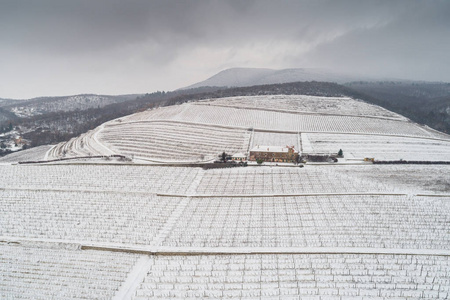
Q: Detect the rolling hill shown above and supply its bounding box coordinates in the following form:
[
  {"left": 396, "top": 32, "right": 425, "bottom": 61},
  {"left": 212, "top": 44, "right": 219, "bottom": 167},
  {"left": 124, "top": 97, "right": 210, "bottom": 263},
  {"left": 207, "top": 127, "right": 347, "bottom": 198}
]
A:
[
  {"left": 43, "top": 94, "right": 450, "bottom": 163},
  {"left": 182, "top": 68, "right": 450, "bottom": 135},
  {"left": 1, "top": 91, "right": 449, "bottom": 299},
  {"left": 181, "top": 67, "right": 369, "bottom": 90}
]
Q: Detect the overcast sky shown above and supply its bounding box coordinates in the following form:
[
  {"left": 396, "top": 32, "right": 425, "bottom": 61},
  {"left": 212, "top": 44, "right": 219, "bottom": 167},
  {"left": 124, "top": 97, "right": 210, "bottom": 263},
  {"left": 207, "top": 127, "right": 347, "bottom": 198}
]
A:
[{"left": 1, "top": 0, "right": 449, "bottom": 99}]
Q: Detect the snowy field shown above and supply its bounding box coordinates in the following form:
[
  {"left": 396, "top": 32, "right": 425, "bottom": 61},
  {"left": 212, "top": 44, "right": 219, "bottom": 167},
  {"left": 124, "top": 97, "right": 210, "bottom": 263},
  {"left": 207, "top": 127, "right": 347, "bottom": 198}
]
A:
[
  {"left": 0, "top": 189, "right": 180, "bottom": 245},
  {"left": 135, "top": 104, "right": 439, "bottom": 138},
  {"left": 122, "top": 103, "right": 189, "bottom": 122},
  {"left": 5, "top": 190, "right": 446, "bottom": 249},
  {"left": 0, "top": 165, "right": 199, "bottom": 194},
  {"left": 1, "top": 164, "right": 448, "bottom": 250},
  {"left": 0, "top": 244, "right": 139, "bottom": 299},
  {"left": 305, "top": 133, "right": 450, "bottom": 160},
  {"left": 252, "top": 132, "right": 299, "bottom": 150},
  {"left": 1, "top": 163, "right": 449, "bottom": 298},
  {"left": 1, "top": 94, "right": 449, "bottom": 298},
  {"left": 161, "top": 195, "right": 449, "bottom": 249},
  {"left": 0, "top": 145, "right": 51, "bottom": 163},
  {"left": 201, "top": 94, "right": 408, "bottom": 120},
  {"left": 196, "top": 166, "right": 395, "bottom": 195},
  {"left": 46, "top": 126, "right": 110, "bottom": 159},
  {"left": 133, "top": 254, "right": 450, "bottom": 299},
  {"left": 98, "top": 121, "right": 251, "bottom": 162},
  {"left": 331, "top": 164, "right": 450, "bottom": 194}
]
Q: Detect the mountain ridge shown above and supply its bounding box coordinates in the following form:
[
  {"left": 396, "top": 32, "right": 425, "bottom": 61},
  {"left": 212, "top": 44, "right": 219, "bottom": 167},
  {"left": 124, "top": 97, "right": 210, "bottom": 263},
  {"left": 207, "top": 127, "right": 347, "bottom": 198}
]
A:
[{"left": 181, "top": 67, "right": 383, "bottom": 90}]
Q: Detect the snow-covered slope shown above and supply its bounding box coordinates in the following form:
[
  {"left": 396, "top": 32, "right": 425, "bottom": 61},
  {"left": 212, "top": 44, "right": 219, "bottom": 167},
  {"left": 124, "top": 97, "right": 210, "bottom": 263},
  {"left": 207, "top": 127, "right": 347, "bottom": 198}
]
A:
[
  {"left": 1, "top": 93, "right": 449, "bottom": 299},
  {"left": 182, "top": 67, "right": 373, "bottom": 89},
  {"left": 0, "top": 145, "right": 52, "bottom": 164},
  {"left": 42, "top": 94, "right": 450, "bottom": 163}
]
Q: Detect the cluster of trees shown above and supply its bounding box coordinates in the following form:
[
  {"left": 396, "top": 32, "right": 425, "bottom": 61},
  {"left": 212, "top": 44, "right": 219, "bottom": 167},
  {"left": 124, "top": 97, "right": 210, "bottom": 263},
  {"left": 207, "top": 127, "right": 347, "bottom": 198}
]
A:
[
  {"left": 0, "top": 141, "right": 12, "bottom": 156},
  {"left": 0, "top": 122, "right": 13, "bottom": 133}
]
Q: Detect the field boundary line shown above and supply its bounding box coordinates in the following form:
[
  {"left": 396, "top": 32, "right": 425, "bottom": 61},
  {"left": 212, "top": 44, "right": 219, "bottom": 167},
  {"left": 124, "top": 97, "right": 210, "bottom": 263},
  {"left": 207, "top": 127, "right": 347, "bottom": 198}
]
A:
[
  {"left": 0, "top": 186, "right": 159, "bottom": 196},
  {"left": 82, "top": 245, "right": 450, "bottom": 257},
  {"left": 156, "top": 192, "right": 409, "bottom": 198},
  {"left": 2, "top": 187, "right": 447, "bottom": 198},
  {"left": 416, "top": 194, "right": 450, "bottom": 197},
  {"left": 2, "top": 236, "right": 449, "bottom": 256}
]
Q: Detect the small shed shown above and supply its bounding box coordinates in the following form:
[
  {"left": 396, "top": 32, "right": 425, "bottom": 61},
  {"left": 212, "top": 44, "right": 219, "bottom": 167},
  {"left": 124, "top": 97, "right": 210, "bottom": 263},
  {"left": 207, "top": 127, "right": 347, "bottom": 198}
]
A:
[{"left": 231, "top": 153, "right": 247, "bottom": 161}]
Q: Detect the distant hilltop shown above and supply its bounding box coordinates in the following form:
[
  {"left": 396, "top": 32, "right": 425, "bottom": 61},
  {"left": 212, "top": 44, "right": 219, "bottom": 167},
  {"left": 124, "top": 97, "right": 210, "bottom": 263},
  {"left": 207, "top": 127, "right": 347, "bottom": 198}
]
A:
[{"left": 181, "top": 67, "right": 382, "bottom": 90}]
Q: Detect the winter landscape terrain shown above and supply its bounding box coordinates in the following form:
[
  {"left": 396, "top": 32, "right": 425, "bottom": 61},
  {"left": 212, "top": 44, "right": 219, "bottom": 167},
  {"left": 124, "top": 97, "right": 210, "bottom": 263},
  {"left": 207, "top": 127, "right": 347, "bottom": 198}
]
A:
[
  {"left": 181, "top": 68, "right": 374, "bottom": 90},
  {"left": 43, "top": 95, "right": 450, "bottom": 162},
  {"left": 2, "top": 75, "right": 449, "bottom": 158},
  {"left": 0, "top": 94, "right": 449, "bottom": 299}
]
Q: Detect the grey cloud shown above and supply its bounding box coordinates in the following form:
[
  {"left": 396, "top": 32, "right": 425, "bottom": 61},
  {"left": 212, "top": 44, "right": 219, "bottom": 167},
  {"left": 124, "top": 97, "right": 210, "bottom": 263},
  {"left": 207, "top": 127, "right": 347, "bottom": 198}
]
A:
[
  {"left": 300, "top": 2, "right": 450, "bottom": 81},
  {"left": 0, "top": 1, "right": 403, "bottom": 52},
  {"left": 0, "top": 0, "right": 449, "bottom": 98}
]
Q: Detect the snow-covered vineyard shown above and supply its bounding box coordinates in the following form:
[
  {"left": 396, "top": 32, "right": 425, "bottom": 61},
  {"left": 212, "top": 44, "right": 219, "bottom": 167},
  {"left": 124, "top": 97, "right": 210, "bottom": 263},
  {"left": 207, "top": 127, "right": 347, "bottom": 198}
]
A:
[
  {"left": 201, "top": 95, "right": 408, "bottom": 120},
  {"left": 0, "top": 244, "right": 139, "bottom": 299},
  {"left": 44, "top": 95, "right": 450, "bottom": 162},
  {"left": 134, "top": 254, "right": 449, "bottom": 299},
  {"left": 1, "top": 95, "right": 450, "bottom": 299},
  {"left": 1, "top": 178, "right": 449, "bottom": 249}
]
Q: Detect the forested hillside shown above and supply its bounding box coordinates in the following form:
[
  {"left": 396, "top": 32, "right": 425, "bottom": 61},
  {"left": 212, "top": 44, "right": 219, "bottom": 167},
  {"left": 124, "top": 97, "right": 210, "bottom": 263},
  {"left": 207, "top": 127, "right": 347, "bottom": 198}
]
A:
[{"left": 346, "top": 81, "right": 450, "bottom": 134}]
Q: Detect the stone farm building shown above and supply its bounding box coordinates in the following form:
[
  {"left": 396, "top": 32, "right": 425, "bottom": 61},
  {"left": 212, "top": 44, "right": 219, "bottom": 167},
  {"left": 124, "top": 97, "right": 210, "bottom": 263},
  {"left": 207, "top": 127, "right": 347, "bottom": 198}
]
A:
[{"left": 249, "top": 145, "right": 299, "bottom": 163}]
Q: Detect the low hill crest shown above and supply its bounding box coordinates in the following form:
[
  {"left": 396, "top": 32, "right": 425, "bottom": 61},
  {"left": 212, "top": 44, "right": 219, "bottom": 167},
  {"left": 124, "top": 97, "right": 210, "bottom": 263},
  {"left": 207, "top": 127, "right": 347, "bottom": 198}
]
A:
[{"left": 182, "top": 67, "right": 380, "bottom": 90}]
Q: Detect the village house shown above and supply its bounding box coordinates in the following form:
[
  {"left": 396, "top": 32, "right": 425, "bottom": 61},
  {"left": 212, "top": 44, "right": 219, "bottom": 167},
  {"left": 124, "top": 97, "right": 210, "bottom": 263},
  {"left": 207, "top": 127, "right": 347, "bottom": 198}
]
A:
[
  {"left": 231, "top": 153, "right": 247, "bottom": 161},
  {"left": 249, "top": 145, "right": 299, "bottom": 163}
]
